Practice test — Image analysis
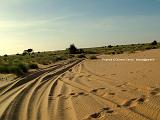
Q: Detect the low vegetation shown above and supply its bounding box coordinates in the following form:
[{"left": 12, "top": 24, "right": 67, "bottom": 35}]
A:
[
  {"left": 83, "top": 40, "right": 160, "bottom": 55},
  {"left": 0, "top": 41, "right": 159, "bottom": 75},
  {"left": 0, "top": 63, "right": 28, "bottom": 75},
  {"left": 0, "top": 50, "right": 68, "bottom": 75}
]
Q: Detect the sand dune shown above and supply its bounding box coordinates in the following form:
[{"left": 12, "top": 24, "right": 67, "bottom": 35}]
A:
[{"left": 0, "top": 49, "right": 160, "bottom": 120}]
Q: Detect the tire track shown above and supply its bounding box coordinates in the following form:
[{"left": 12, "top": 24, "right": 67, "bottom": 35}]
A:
[{"left": 0, "top": 59, "right": 83, "bottom": 120}]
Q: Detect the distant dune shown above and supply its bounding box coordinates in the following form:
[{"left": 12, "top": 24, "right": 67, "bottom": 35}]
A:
[{"left": 0, "top": 49, "right": 160, "bottom": 120}]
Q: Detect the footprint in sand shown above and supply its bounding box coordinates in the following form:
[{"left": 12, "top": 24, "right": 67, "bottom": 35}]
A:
[
  {"left": 116, "top": 82, "right": 128, "bottom": 88},
  {"left": 83, "top": 112, "right": 101, "bottom": 120},
  {"left": 150, "top": 88, "right": 160, "bottom": 96},
  {"left": 69, "top": 92, "right": 78, "bottom": 97},
  {"left": 90, "top": 89, "right": 98, "bottom": 93},
  {"left": 84, "top": 107, "right": 114, "bottom": 120},
  {"left": 137, "top": 97, "right": 146, "bottom": 103},
  {"left": 122, "top": 98, "right": 138, "bottom": 107},
  {"left": 122, "top": 96, "right": 147, "bottom": 108},
  {"left": 100, "top": 107, "right": 110, "bottom": 111},
  {"left": 90, "top": 88, "right": 106, "bottom": 93},
  {"left": 86, "top": 75, "right": 92, "bottom": 77},
  {"left": 111, "top": 73, "right": 116, "bottom": 75},
  {"left": 121, "top": 89, "right": 127, "bottom": 92},
  {"left": 70, "top": 92, "right": 76, "bottom": 95},
  {"left": 108, "top": 92, "right": 115, "bottom": 95},
  {"left": 101, "top": 107, "right": 114, "bottom": 114},
  {"left": 78, "top": 92, "right": 85, "bottom": 95},
  {"left": 106, "top": 110, "right": 114, "bottom": 113},
  {"left": 90, "top": 112, "right": 101, "bottom": 118},
  {"left": 79, "top": 75, "right": 84, "bottom": 78},
  {"left": 78, "top": 92, "right": 89, "bottom": 96},
  {"left": 99, "top": 87, "right": 105, "bottom": 90},
  {"left": 117, "top": 104, "right": 121, "bottom": 108},
  {"left": 116, "top": 85, "right": 123, "bottom": 87},
  {"left": 70, "top": 92, "right": 88, "bottom": 97}
]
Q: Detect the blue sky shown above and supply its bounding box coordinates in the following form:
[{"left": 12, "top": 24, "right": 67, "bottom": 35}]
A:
[{"left": 0, "top": 0, "right": 160, "bottom": 54}]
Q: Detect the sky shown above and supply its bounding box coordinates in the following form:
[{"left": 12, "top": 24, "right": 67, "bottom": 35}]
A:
[{"left": 0, "top": 0, "right": 160, "bottom": 55}]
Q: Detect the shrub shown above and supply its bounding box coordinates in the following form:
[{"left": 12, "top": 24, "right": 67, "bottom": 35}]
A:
[
  {"left": 89, "top": 55, "right": 97, "bottom": 59},
  {"left": 4, "top": 54, "right": 8, "bottom": 57},
  {"left": 0, "top": 63, "right": 28, "bottom": 75},
  {"left": 0, "top": 66, "right": 9, "bottom": 73},
  {"left": 17, "top": 63, "right": 28, "bottom": 73},
  {"left": 108, "top": 45, "right": 113, "bottom": 48},
  {"left": 151, "top": 40, "right": 158, "bottom": 45},
  {"left": 23, "top": 49, "right": 33, "bottom": 55},
  {"left": 68, "top": 44, "right": 78, "bottom": 54}
]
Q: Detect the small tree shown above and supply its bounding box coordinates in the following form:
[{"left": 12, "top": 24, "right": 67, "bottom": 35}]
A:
[
  {"left": 23, "top": 50, "right": 28, "bottom": 55},
  {"left": 68, "top": 44, "right": 78, "bottom": 54},
  {"left": 4, "top": 54, "right": 8, "bottom": 57},
  {"left": 27, "top": 49, "right": 33, "bottom": 54},
  {"left": 108, "top": 45, "right": 113, "bottom": 48},
  {"left": 23, "top": 49, "right": 33, "bottom": 55}
]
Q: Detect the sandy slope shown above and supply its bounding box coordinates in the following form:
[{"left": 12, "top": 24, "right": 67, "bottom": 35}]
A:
[{"left": 0, "top": 49, "right": 160, "bottom": 120}]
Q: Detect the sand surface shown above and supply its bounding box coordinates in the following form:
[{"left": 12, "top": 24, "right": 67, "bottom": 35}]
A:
[{"left": 0, "top": 49, "right": 160, "bottom": 120}]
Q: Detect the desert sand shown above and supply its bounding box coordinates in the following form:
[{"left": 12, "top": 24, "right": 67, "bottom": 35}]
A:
[{"left": 0, "top": 49, "right": 160, "bottom": 120}]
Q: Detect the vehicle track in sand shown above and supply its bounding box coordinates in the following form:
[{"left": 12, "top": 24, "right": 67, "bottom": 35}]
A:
[
  {"left": 0, "top": 59, "right": 83, "bottom": 120},
  {"left": 0, "top": 49, "right": 160, "bottom": 120}
]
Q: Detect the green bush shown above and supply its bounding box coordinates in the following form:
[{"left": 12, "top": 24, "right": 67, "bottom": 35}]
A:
[
  {"left": 0, "top": 63, "right": 28, "bottom": 75},
  {"left": 68, "top": 44, "right": 78, "bottom": 54},
  {"left": 17, "top": 63, "right": 28, "bottom": 73}
]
